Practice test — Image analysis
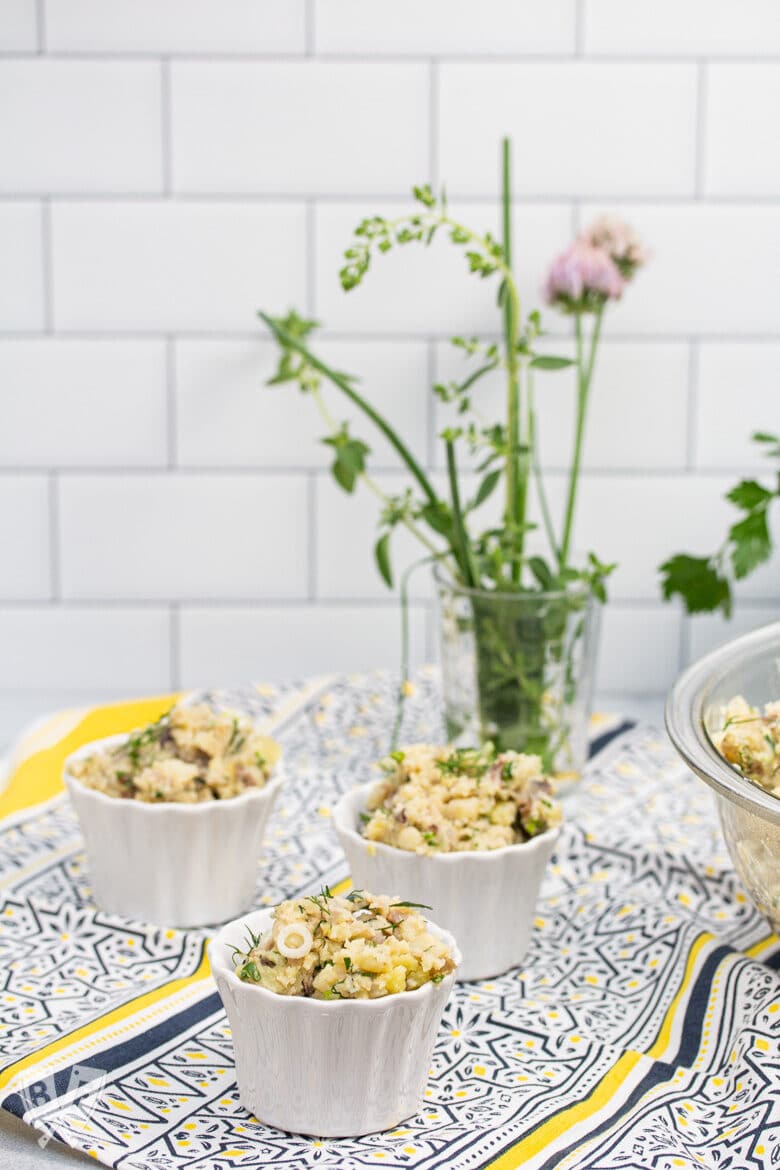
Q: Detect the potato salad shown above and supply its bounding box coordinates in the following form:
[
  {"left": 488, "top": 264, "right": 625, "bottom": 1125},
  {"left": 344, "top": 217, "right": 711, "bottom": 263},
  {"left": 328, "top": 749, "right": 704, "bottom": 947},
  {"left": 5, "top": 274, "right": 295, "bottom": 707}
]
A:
[
  {"left": 234, "top": 888, "right": 456, "bottom": 999},
  {"left": 361, "top": 744, "right": 562, "bottom": 854},
  {"left": 713, "top": 695, "right": 780, "bottom": 795},
  {"left": 69, "top": 703, "right": 280, "bottom": 803}
]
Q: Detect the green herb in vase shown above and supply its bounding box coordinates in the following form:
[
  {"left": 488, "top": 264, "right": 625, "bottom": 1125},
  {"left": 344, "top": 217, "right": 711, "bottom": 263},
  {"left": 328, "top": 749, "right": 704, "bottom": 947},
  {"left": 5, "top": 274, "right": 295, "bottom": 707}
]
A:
[{"left": 259, "top": 137, "right": 646, "bottom": 779}]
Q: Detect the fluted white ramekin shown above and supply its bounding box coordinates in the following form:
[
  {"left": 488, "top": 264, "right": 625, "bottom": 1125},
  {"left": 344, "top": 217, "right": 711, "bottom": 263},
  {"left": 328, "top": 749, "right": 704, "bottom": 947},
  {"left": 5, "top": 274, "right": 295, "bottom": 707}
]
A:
[
  {"left": 64, "top": 735, "right": 284, "bottom": 927},
  {"left": 209, "top": 905, "right": 459, "bottom": 1137},
  {"left": 334, "top": 781, "right": 559, "bottom": 982}
]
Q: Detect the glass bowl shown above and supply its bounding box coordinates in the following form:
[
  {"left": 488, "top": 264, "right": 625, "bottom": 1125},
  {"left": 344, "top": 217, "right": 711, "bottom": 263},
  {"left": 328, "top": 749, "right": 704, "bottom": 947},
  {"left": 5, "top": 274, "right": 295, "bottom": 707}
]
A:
[{"left": 666, "top": 621, "right": 780, "bottom": 931}]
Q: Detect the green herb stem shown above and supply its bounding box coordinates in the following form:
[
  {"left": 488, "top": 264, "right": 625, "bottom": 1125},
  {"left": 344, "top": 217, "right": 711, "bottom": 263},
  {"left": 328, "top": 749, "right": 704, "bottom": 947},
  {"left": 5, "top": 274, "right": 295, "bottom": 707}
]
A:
[
  {"left": 309, "top": 384, "right": 440, "bottom": 558},
  {"left": 559, "top": 305, "right": 604, "bottom": 569},
  {"left": 528, "top": 371, "right": 558, "bottom": 560},
  {"left": 445, "top": 437, "right": 478, "bottom": 588},
  {"left": 500, "top": 138, "right": 525, "bottom": 583},
  {"left": 260, "top": 311, "right": 439, "bottom": 508}
]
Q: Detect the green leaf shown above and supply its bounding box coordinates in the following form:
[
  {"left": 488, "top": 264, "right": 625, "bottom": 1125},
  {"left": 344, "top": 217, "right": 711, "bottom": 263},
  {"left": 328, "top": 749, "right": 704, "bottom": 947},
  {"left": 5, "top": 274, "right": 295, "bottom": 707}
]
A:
[
  {"left": 374, "top": 532, "right": 393, "bottom": 589},
  {"left": 753, "top": 431, "right": 780, "bottom": 445},
  {"left": 338, "top": 437, "right": 370, "bottom": 474},
  {"left": 471, "top": 468, "right": 501, "bottom": 509},
  {"left": 412, "top": 183, "right": 436, "bottom": 208},
  {"left": 529, "top": 355, "right": 575, "bottom": 371},
  {"left": 419, "top": 501, "right": 452, "bottom": 537},
  {"left": 729, "top": 509, "right": 772, "bottom": 579},
  {"left": 528, "top": 556, "right": 554, "bottom": 589},
  {"left": 659, "top": 554, "right": 732, "bottom": 616},
  {"left": 332, "top": 458, "right": 357, "bottom": 493},
  {"left": 726, "top": 479, "right": 773, "bottom": 511}
]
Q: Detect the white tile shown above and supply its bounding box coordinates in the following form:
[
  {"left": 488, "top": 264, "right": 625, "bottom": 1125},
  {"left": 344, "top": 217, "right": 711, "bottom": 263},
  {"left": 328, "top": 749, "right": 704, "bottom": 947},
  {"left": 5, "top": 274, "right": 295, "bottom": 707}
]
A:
[
  {"left": 0, "top": 0, "right": 37, "bottom": 50},
  {"left": 696, "top": 344, "right": 780, "bottom": 470},
  {"left": 179, "top": 603, "right": 428, "bottom": 686},
  {"left": 59, "top": 474, "right": 309, "bottom": 600},
  {"left": 730, "top": 506, "right": 780, "bottom": 603},
  {"left": 314, "top": 0, "right": 576, "bottom": 54},
  {"left": 0, "top": 340, "right": 167, "bottom": 467},
  {"left": 594, "top": 694, "right": 664, "bottom": 726},
  {"left": 172, "top": 62, "right": 429, "bottom": 195},
  {"left": 580, "top": 204, "right": 780, "bottom": 336},
  {"left": 583, "top": 0, "right": 780, "bottom": 56},
  {"left": 597, "top": 605, "right": 682, "bottom": 694},
  {"left": 0, "top": 476, "right": 50, "bottom": 599},
  {"left": 175, "top": 338, "right": 429, "bottom": 469},
  {"left": 687, "top": 605, "right": 778, "bottom": 667},
  {"left": 45, "top": 0, "right": 305, "bottom": 52},
  {"left": 705, "top": 65, "right": 780, "bottom": 196},
  {"left": 51, "top": 202, "right": 306, "bottom": 332},
  {"left": 574, "top": 474, "right": 736, "bottom": 602},
  {"left": 438, "top": 64, "right": 696, "bottom": 196},
  {"left": 433, "top": 340, "right": 689, "bottom": 472},
  {"left": 315, "top": 201, "right": 573, "bottom": 334},
  {"left": 645, "top": 474, "right": 780, "bottom": 607},
  {"left": 0, "top": 606, "right": 171, "bottom": 691},
  {"left": 0, "top": 203, "right": 43, "bottom": 331},
  {"left": 315, "top": 472, "right": 433, "bottom": 601},
  {"left": 314, "top": 468, "right": 505, "bottom": 601},
  {"left": 0, "top": 61, "right": 162, "bottom": 194}
]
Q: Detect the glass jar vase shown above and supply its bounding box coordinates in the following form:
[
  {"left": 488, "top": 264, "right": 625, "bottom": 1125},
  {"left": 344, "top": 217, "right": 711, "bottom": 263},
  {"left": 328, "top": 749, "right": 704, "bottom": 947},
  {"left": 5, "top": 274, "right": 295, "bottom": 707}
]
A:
[{"left": 435, "top": 567, "right": 601, "bottom": 782}]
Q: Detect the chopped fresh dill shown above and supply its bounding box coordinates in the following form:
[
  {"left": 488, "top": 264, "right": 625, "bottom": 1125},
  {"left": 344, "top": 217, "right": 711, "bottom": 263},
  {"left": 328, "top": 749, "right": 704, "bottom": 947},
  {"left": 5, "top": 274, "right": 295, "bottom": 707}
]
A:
[{"left": 227, "top": 717, "right": 246, "bottom": 755}]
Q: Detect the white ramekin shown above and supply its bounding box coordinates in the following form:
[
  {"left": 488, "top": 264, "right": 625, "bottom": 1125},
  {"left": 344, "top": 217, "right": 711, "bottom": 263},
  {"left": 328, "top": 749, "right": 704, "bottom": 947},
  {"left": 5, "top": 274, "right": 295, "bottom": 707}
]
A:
[
  {"left": 64, "top": 735, "right": 284, "bottom": 928},
  {"left": 333, "top": 781, "right": 559, "bottom": 982},
  {"left": 208, "top": 906, "right": 459, "bottom": 1137}
]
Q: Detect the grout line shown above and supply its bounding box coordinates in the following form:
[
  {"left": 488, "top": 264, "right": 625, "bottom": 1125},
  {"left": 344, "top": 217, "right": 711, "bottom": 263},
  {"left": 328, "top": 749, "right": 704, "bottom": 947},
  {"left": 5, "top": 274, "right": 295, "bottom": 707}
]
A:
[
  {"left": 306, "top": 200, "right": 316, "bottom": 316},
  {"left": 3, "top": 191, "right": 780, "bottom": 206},
  {"left": 3, "top": 328, "right": 779, "bottom": 344},
  {"left": 165, "top": 337, "right": 177, "bottom": 468},
  {"left": 40, "top": 198, "right": 54, "bottom": 332},
  {"left": 48, "top": 473, "right": 60, "bottom": 600},
  {"left": 0, "top": 597, "right": 436, "bottom": 611},
  {"left": 679, "top": 613, "right": 692, "bottom": 675},
  {"left": 426, "top": 340, "right": 437, "bottom": 468},
  {"left": 694, "top": 62, "right": 708, "bottom": 197},
  {"left": 160, "top": 58, "right": 173, "bottom": 195},
  {"left": 0, "top": 463, "right": 774, "bottom": 478},
  {"left": 305, "top": 0, "right": 315, "bottom": 55},
  {"left": 429, "top": 60, "right": 439, "bottom": 189},
  {"left": 169, "top": 603, "right": 180, "bottom": 689},
  {"left": 35, "top": 0, "right": 45, "bottom": 52},
  {"left": 0, "top": 595, "right": 774, "bottom": 614},
  {"left": 5, "top": 50, "right": 780, "bottom": 63},
  {"left": 307, "top": 472, "right": 318, "bottom": 600},
  {"left": 685, "top": 340, "right": 699, "bottom": 470},
  {"left": 575, "top": 0, "right": 586, "bottom": 56}
]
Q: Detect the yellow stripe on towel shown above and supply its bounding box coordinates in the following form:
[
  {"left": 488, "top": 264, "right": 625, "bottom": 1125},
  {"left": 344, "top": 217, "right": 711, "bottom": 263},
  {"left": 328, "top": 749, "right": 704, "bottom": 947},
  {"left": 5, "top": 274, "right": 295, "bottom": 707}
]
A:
[{"left": 0, "top": 694, "right": 181, "bottom": 819}]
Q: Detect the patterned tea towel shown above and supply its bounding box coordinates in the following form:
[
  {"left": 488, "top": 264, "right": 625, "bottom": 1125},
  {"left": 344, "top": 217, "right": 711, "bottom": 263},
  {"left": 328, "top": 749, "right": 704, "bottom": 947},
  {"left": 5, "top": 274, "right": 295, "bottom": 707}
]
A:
[{"left": 1, "top": 669, "right": 779, "bottom": 1170}]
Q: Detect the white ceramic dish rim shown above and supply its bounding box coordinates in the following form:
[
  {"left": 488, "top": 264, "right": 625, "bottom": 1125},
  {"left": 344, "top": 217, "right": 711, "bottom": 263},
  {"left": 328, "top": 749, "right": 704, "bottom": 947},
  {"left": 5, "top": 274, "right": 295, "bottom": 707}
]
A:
[
  {"left": 209, "top": 906, "right": 461, "bottom": 1011},
  {"left": 64, "top": 732, "right": 285, "bottom": 814},
  {"left": 333, "top": 778, "right": 561, "bottom": 864}
]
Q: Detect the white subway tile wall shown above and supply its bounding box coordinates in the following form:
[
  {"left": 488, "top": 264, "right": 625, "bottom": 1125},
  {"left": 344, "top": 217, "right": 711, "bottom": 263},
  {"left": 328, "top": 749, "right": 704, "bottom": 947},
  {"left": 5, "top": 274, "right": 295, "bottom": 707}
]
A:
[{"left": 1, "top": 6, "right": 778, "bottom": 740}]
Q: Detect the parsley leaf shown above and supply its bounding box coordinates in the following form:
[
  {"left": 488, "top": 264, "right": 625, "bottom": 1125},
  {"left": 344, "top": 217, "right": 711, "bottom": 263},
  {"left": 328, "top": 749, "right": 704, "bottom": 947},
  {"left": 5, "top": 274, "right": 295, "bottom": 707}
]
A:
[
  {"left": 659, "top": 554, "right": 732, "bottom": 617},
  {"left": 729, "top": 509, "right": 772, "bottom": 579}
]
